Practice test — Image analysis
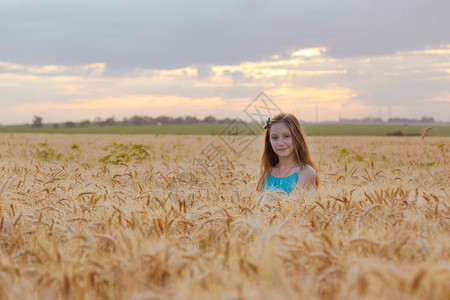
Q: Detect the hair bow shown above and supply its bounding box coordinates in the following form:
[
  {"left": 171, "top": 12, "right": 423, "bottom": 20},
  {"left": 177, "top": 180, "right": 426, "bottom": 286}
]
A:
[{"left": 263, "top": 117, "right": 270, "bottom": 129}]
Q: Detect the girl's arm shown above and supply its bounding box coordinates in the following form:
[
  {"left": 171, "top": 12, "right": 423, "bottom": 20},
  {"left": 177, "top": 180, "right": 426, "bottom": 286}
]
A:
[
  {"left": 256, "top": 171, "right": 263, "bottom": 193},
  {"left": 255, "top": 172, "right": 264, "bottom": 204}
]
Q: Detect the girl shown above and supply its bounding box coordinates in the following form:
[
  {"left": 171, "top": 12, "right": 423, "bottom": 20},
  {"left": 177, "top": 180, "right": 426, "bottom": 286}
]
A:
[{"left": 256, "top": 113, "right": 318, "bottom": 198}]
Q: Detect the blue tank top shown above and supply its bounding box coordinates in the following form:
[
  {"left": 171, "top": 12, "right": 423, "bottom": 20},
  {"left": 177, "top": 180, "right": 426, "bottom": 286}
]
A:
[
  {"left": 264, "top": 173, "right": 298, "bottom": 195},
  {"left": 263, "top": 172, "right": 317, "bottom": 198}
]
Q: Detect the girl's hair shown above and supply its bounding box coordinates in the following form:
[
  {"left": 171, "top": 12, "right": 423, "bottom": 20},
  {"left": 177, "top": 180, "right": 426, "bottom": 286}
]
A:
[{"left": 256, "top": 113, "right": 318, "bottom": 190}]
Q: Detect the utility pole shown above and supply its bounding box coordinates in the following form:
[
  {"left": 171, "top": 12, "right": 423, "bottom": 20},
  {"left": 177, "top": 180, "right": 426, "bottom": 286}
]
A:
[{"left": 315, "top": 105, "right": 318, "bottom": 123}]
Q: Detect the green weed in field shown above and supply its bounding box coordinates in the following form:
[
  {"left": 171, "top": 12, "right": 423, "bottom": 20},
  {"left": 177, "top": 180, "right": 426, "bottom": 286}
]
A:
[
  {"left": 34, "top": 141, "right": 64, "bottom": 161},
  {"left": 338, "top": 148, "right": 349, "bottom": 162},
  {"left": 99, "top": 143, "right": 151, "bottom": 164},
  {"left": 355, "top": 154, "right": 364, "bottom": 162}
]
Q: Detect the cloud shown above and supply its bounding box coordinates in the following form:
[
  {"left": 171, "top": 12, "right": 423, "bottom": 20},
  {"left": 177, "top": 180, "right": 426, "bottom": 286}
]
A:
[
  {"left": 0, "top": 61, "right": 105, "bottom": 76},
  {"left": 70, "top": 96, "right": 225, "bottom": 109},
  {"left": 0, "top": 44, "right": 449, "bottom": 124},
  {"left": 268, "top": 87, "right": 357, "bottom": 105},
  {"left": 420, "top": 95, "right": 450, "bottom": 103},
  {"left": 210, "top": 48, "right": 346, "bottom": 81},
  {"left": 291, "top": 48, "right": 326, "bottom": 58},
  {"left": 1, "top": 0, "right": 449, "bottom": 70},
  {"left": 399, "top": 46, "right": 450, "bottom": 56},
  {"left": 196, "top": 65, "right": 214, "bottom": 79}
]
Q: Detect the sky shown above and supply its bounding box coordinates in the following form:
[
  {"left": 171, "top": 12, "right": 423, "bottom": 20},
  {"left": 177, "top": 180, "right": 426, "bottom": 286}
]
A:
[{"left": 0, "top": 0, "right": 449, "bottom": 125}]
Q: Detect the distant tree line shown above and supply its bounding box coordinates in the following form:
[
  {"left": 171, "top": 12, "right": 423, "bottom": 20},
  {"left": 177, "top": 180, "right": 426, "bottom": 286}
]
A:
[
  {"left": 31, "top": 115, "right": 235, "bottom": 128},
  {"left": 338, "top": 116, "right": 435, "bottom": 124},
  {"left": 386, "top": 117, "right": 435, "bottom": 123},
  {"left": 29, "top": 115, "right": 439, "bottom": 128}
]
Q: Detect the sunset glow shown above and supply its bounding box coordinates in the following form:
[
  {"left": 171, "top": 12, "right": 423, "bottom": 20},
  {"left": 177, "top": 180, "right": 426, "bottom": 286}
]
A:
[{"left": 0, "top": 43, "right": 449, "bottom": 124}]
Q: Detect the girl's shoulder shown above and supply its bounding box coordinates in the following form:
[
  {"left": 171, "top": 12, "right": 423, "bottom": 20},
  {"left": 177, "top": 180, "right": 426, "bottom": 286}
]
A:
[
  {"left": 298, "top": 164, "right": 315, "bottom": 174},
  {"left": 292, "top": 164, "right": 314, "bottom": 173},
  {"left": 296, "top": 164, "right": 316, "bottom": 187}
]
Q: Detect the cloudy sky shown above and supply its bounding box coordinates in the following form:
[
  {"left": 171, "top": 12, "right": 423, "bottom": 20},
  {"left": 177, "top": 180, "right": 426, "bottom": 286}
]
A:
[{"left": 1, "top": 0, "right": 449, "bottom": 125}]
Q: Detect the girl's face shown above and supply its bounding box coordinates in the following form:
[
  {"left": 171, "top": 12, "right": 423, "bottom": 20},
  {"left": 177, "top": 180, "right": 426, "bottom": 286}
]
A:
[{"left": 269, "top": 122, "right": 294, "bottom": 159}]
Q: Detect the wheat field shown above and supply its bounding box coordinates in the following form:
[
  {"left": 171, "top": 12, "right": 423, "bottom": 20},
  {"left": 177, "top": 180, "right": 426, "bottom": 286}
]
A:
[{"left": 0, "top": 133, "right": 448, "bottom": 300}]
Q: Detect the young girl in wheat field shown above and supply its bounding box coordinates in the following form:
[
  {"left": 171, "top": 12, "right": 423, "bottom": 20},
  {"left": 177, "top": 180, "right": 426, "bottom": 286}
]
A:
[{"left": 256, "top": 113, "right": 318, "bottom": 199}]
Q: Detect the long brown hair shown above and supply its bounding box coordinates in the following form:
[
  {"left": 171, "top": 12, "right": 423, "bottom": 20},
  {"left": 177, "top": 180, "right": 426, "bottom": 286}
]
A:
[{"left": 256, "top": 113, "right": 318, "bottom": 190}]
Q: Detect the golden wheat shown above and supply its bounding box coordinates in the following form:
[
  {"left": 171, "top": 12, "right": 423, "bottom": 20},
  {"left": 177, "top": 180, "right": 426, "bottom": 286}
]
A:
[{"left": 0, "top": 133, "right": 448, "bottom": 299}]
